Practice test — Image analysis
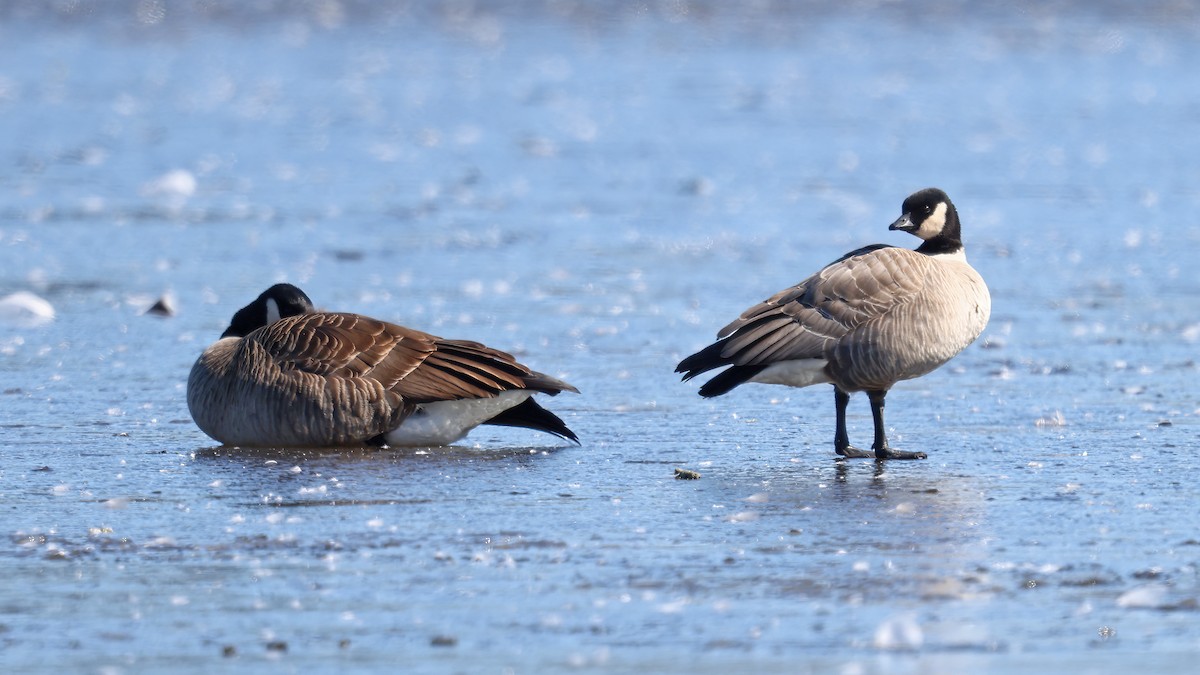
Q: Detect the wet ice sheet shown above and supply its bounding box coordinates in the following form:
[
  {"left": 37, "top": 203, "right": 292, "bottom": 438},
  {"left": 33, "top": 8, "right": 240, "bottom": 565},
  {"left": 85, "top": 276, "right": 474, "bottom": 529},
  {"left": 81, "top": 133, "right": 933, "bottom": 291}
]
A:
[
  {"left": 3, "top": 1, "right": 1200, "bottom": 672},
  {"left": 7, "top": 441, "right": 1200, "bottom": 671}
]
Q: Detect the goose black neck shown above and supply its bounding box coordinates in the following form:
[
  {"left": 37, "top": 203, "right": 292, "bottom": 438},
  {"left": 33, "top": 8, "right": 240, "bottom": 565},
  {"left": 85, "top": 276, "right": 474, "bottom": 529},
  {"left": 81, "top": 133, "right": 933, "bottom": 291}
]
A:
[
  {"left": 916, "top": 235, "right": 964, "bottom": 255},
  {"left": 916, "top": 203, "right": 964, "bottom": 255}
]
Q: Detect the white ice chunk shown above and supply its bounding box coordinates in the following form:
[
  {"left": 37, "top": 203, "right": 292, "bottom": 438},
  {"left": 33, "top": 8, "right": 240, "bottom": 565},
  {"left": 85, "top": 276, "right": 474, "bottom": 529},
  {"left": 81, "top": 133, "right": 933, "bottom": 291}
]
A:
[
  {"left": 0, "top": 291, "right": 54, "bottom": 327},
  {"left": 873, "top": 613, "right": 923, "bottom": 651},
  {"left": 1116, "top": 584, "right": 1172, "bottom": 609},
  {"left": 142, "top": 169, "right": 197, "bottom": 198}
]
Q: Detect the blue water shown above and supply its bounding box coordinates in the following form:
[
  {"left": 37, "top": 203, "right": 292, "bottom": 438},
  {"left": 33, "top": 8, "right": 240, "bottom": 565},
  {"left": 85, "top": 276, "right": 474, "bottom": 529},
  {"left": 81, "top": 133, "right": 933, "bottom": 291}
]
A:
[{"left": 2, "top": 2, "right": 1200, "bottom": 672}]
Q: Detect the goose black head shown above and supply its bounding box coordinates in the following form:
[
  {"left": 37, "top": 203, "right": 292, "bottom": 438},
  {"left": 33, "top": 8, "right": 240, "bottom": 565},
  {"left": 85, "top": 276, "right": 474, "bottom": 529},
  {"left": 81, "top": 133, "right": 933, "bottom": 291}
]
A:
[
  {"left": 888, "top": 187, "right": 963, "bottom": 255},
  {"left": 221, "top": 283, "right": 315, "bottom": 338}
]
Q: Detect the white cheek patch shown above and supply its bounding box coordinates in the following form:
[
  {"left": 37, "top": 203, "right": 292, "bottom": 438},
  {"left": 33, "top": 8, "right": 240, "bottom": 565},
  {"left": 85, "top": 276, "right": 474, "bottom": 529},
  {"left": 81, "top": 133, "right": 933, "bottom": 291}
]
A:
[
  {"left": 265, "top": 298, "right": 281, "bottom": 325},
  {"left": 915, "top": 202, "right": 948, "bottom": 239}
]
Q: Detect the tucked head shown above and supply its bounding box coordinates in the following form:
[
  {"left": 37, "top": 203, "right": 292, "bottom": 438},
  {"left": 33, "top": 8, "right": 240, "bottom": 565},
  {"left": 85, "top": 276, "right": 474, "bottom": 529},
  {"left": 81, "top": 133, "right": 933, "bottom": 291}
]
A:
[
  {"left": 888, "top": 187, "right": 962, "bottom": 253},
  {"left": 221, "top": 283, "right": 314, "bottom": 338}
]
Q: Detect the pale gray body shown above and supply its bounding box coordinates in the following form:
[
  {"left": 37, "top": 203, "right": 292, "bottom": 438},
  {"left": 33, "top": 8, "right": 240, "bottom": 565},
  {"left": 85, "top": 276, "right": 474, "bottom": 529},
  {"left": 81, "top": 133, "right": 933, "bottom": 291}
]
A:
[{"left": 188, "top": 327, "right": 407, "bottom": 446}]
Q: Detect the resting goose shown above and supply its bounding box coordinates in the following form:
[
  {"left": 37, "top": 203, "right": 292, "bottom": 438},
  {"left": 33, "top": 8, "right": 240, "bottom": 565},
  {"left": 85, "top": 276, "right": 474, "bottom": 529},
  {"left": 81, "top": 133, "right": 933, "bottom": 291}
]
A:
[
  {"left": 187, "top": 284, "right": 579, "bottom": 447},
  {"left": 676, "top": 188, "right": 990, "bottom": 460}
]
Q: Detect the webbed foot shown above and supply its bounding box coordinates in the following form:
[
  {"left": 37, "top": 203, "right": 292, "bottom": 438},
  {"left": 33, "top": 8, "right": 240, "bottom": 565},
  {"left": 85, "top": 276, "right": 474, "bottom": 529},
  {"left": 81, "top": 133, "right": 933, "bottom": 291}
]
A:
[
  {"left": 836, "top": 444, "right": 927, "bottom": 460},
  {"left": 873, "top": 445, "right": 926, "bottom": 460},
  {"left": 835, "top": 444, "right": 875, "bottom": 459}
]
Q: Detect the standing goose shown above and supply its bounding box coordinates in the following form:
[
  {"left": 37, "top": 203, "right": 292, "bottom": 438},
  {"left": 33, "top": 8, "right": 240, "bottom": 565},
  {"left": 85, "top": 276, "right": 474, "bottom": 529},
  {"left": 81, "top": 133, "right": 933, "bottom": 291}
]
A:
[
  {"left": 676, "top": 188, "right": 990, "bottom": 460},
  {"left": 188, "top": 284, "right": 579, "bottom": 447}
]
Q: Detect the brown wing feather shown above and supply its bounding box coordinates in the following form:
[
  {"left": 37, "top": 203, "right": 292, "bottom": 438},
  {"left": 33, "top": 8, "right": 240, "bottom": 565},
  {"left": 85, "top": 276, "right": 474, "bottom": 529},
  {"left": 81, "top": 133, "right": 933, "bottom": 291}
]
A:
[
  {"left": 391, "top": 339, "right": 575, "bottom": 402},
  {"left": 249, "top": 313, "right": 430, "bottom": 379},
  {"left": 714, "top": 246, "right": 930, "bottom": 366},
  {"left": 245, "top": 312, "right": 572, "bottom": 405}
]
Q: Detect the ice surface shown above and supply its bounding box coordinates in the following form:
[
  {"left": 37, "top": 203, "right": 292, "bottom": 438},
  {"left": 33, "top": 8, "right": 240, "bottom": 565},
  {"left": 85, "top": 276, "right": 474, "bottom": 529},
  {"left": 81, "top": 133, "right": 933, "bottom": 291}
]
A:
[{"left": 1, "top": 2, "right": 1199, "bottom": 673}]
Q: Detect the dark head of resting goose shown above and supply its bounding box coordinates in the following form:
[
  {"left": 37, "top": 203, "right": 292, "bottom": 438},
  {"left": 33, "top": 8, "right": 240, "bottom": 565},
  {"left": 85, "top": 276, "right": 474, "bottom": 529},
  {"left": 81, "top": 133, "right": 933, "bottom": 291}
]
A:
[
  {"left": 188, "top": 283, "right": 579, "bottom": 447},
  {"left": 676, "top": 188, "right": 990, "bottom": 460}
]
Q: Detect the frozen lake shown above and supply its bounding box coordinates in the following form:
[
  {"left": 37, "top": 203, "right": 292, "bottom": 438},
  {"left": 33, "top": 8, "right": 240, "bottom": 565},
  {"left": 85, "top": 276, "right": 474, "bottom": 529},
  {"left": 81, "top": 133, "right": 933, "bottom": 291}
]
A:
[{"left": 2, "top": 1, "right": 1200, "bottom": 672}]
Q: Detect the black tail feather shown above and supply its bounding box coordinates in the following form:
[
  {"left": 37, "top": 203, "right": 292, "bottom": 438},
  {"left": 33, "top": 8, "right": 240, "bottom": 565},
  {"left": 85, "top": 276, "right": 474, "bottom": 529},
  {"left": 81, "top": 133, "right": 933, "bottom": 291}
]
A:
[
  {"left": 696, "top": 364, "right": 766, "bottom": 397},
  {"left": 677, "top": 339, "right": 766, "bottom": 398},
  {"left": 483, "top": 397, "right": 579, "bottom": 444},
  {"left": 676, "top": 340, "right": 731, "bottom": 380}
]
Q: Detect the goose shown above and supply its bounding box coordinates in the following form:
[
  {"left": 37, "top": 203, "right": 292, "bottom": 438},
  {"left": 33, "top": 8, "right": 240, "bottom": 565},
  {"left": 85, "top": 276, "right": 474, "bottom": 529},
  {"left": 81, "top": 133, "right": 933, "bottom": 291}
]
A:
[
  {"left": 187, "top": 283, "right": 579, "bottom": 447},
  {"left": 676, "top": 188, "right": 990, "bottom": 460}
]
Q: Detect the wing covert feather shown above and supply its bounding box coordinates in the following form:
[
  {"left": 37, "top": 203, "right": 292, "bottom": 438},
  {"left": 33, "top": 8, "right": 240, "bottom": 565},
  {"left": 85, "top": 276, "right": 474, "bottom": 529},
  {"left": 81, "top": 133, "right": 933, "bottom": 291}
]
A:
[
  {"left": 245, "top": 312, "right": 560, "bottom": 405},
  {"left": 714, "top": 246, "right": 932, "bottom": 367}
]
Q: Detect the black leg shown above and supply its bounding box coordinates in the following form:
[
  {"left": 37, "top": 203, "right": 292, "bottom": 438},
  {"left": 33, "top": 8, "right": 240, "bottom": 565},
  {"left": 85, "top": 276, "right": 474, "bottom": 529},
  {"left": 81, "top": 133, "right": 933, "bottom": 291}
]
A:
[
  {"left": 833, "top": 387, "right": 873, "bottom": 458},
  {"left": 867, "top": 389, "right": 926, "bottom": 460}
]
